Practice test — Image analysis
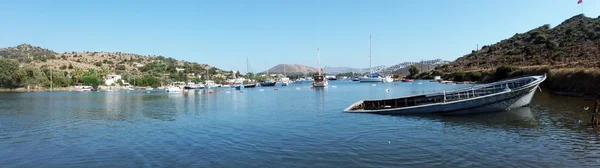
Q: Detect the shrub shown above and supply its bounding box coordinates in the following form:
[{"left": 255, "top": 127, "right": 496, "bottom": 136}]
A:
[
  {"left": 116, "top": 64, "right": 126, "bottom": 70},
  {"left": 467, "top": 71, "right": 482, "bottom": 81},
  {"left": 453, "top": 71, "right": 467, "bottom": 82},
  {"left": 495, "top": 65, "right": 514, "bottom": 80},
  {"left": 59, "top": 65, "right": 67, "bottom": 70},
  {"left": 94, "top": 62, "right": 102, "bottom": 67}
]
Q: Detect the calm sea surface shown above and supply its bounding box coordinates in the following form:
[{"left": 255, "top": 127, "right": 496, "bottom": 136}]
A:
[{"left": 1, "top": 80, "right": 599, "bottom": 167}]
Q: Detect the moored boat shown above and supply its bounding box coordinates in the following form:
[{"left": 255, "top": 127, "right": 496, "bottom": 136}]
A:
[
  {"left": 326, "top": 75, "right": 337, "bottom": 80},
  {"left": 401, "top": 79, "right": 414, "bottom": 82},
  {"left": 260, "top": 80, "right": 277, "bottom": 87},
  {"left": 312, "top": 48, "right": 328, "bottom": 87},
  {"left": 166, "top": 82, "right": 185, "bottom": 93},
  {"left": 280, "top": 77, "right": 290, "bottom": 86},
  {"left": 344, "top": 75, "right": 546, "bottom": 114},
  {"left": 74, "top": 86, "right": 93, "bottom": 92},
  {"left": 313, "top": 75, "right": 328, "bottom": 87}
]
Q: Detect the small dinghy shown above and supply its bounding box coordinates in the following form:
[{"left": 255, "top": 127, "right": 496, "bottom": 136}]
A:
[{"left": 344, "top": 75, "right": 546, "bottom": 114}]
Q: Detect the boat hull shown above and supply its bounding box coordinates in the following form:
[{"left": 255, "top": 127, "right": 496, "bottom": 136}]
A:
[
  {"left": 345, "top": 75, "right": 545, "bottom": 114},
  {"left": 261, "top": 82, "right": 277, "bottom": 87},
  {"left": 359, "top": 77, "right": 383, "bottom": 82},
  {"left": 313, "top": 81, "right": 328, "bottom": 87}
]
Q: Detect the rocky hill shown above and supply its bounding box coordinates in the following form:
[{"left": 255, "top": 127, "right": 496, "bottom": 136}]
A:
[
  {"left": 0, "top": 44, "right": 225, "bottom": 88},
  {"left": 382, "top": 59, "right": 449, "bottom": 74},
  {"left": 0, "top": 44, "right": 214, "bottom": 72},
  {"left": 437, "top": 14, "right": 600, "bottom": 72},
  {"left": 265, "top": 64, "right": 319, "bottom": 74}
]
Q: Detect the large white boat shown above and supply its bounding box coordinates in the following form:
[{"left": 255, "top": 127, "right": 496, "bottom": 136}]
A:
[
  {"left": 205, "top": 80, "right": 218, "bottom": 88},
  {"left": 280, "top": 77, "right": 290, "bottom": 86},
  {"left": 312, "top": 48, "right": 328, "bottom": 87},
  {"left": 166, "top": 82, "right": 184, "bottom": 93},
  {"left": 344, "top": 75, "right": 546, "bottom": 114}
]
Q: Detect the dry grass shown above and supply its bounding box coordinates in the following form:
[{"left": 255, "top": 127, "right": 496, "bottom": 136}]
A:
[{"left": 545, "top": 68, "right": 600, "bottom": 97}]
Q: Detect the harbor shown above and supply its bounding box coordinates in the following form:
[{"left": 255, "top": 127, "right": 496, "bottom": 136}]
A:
[{"left": 1, "top": 80, "right": 600, "bottom": 167}]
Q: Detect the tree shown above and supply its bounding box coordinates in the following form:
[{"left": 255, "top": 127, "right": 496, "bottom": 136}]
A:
[
  {"left": 68, "top": 63, "right": 74, "bottom": 69},
  {"left": 17, "top": 66, "right": 49, "bottom": 88},
  {"left": 408, "top": 65, "right": 420, "bottom": 79},
  {"left": 81, "top": 76, "right": 102, "bottom": 86},
  {"left": 115, "top": 79, "right": 124, "bottom": 86},
  {"left": 246, "top": 72, "right": 255, "bottom": 79},
  {"left": 0, "top": 58, "right": 21, "bottom": 88}
]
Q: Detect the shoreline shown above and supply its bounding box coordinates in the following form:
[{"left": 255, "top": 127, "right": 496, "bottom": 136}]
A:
[{"left": 0, "top": 87, "right": 74, "bottom": 92}]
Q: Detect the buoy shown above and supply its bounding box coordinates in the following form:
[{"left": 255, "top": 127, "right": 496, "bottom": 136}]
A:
[
  {"left": 240, "top": 91, "right": 244, "bottom": 93},
  {"left": 386, "top": 89, "right": 390, "bottom": 92},
  {"left": 371, "top": 84, "right": 376, "bottom": 86},
  {"left": 259, "top": 89, "right": 264, "bottom": 92},
  {"left": 388, "top": 141, "right": 391, "bottom": 144},
  {"left": 226, "top": 91, "right": 231, "bottom": 94},
  {"left": 296, "top": 87, "right": 300, "bottom": 90},
  {"left": 274, "top": 88, "right": 278, "bottom": 91},
  {"left": 331, "top": 86, "right": 337, "bottom": 88},
  {"left": 208, "top": 91, "right": 213, "bottom": 94},
  {"left": 394, "top": 83, "right": 399, "bottom": 85}
]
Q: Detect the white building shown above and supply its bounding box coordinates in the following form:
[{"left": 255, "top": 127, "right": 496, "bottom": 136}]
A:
[
  {"left": 105, "top": 75, "right": 122, "bottom": 86},
  {"left": 176, "top": 68, "right": 185, "bottom": 72}
]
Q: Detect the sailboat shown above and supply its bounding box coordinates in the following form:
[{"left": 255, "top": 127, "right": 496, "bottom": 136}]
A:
[
  {"left": 313, "top": 48, "right": 328, "bottom": 87},
  {"left": 352, "top": 69, "right": 360, "bottom": 81},
  {"left": 260, "top": 61, "right": 277, "bottom": 87},
  {"left": 236, "top": 57, "right": 257, "bottom": 90},
  {"left": 359, "top": 35, "right": 387, "bottom": 83}
]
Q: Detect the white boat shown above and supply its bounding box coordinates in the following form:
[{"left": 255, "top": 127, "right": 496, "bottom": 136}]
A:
[
  {"left": 384, "top": 76, "right": 394, "bottom": 83},
  {"left": 74, "top": 86, "right": 93, "bottom": 92},
  {"left": 205, "top": 80, "right": 218, "bottom": 88},
  {"left": 280, "top": 77, "right": 290, "bottom": 86},
  {"left": 326, "top": 75, "right": 337, "bottom": 80},
  {"left": 166, "top": 82, "right": 184, "bottom": 93},
  {"left": 359, "top": 75, "right": 384, "bottom": 82},
  {"left": 312, "top": 48, "right": 328, "bottom": 87},
  {"left": 359, "top": 35, "right": 385, "bottom": 83},
  {"left": 344, "top": 75, "right": 546, "bottom": 114}
]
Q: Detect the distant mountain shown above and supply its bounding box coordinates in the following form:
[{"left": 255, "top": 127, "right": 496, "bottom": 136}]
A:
[
  {"left": 323, "top": 67, "right": 367, "bottom": 74},
  {"left": 265, "top": 64, "right": 319, "bottom": 74}
]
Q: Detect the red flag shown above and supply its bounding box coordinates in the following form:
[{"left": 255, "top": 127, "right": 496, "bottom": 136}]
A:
[{"left": 578, "top": 0, "right": 582, "bottom": 4}]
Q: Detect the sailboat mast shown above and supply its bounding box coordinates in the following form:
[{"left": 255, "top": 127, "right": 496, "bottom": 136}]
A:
[
  {"left": 369, "top": 35, "right": 372, "bottom": 74},
  {"left": 318, "top": 48, "right": 321, "bottom": 76}
]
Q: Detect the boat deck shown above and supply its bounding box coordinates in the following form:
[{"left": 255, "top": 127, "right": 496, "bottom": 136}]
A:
[{"left": 352, "top": 78, "right": 534, "bottom": 111}]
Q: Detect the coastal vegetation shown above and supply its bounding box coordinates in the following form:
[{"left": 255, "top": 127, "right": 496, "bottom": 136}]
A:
[
  {"left": 435, "top": 14, "right": 600, "bottom": 97},
  {"left": 0, "top": 44, "right": 233, "bottom": 90}
]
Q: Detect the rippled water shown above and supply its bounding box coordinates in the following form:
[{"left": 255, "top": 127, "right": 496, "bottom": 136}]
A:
[{"left": 1, "top": 81, "right": 599, "bottom": 167}]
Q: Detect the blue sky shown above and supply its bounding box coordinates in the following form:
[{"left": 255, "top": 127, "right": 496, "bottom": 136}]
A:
[{"left": 1, "top": 0, "right": 598, "bottom": 73}]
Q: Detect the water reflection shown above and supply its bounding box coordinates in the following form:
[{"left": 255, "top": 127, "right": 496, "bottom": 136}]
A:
[{"left": 437, "top": 107, "right": 538, "bottom": 129}]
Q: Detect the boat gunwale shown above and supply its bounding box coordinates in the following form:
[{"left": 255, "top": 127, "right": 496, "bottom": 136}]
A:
[{"left": 344, "top": 75, "right": 546, "bottom": 113}]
